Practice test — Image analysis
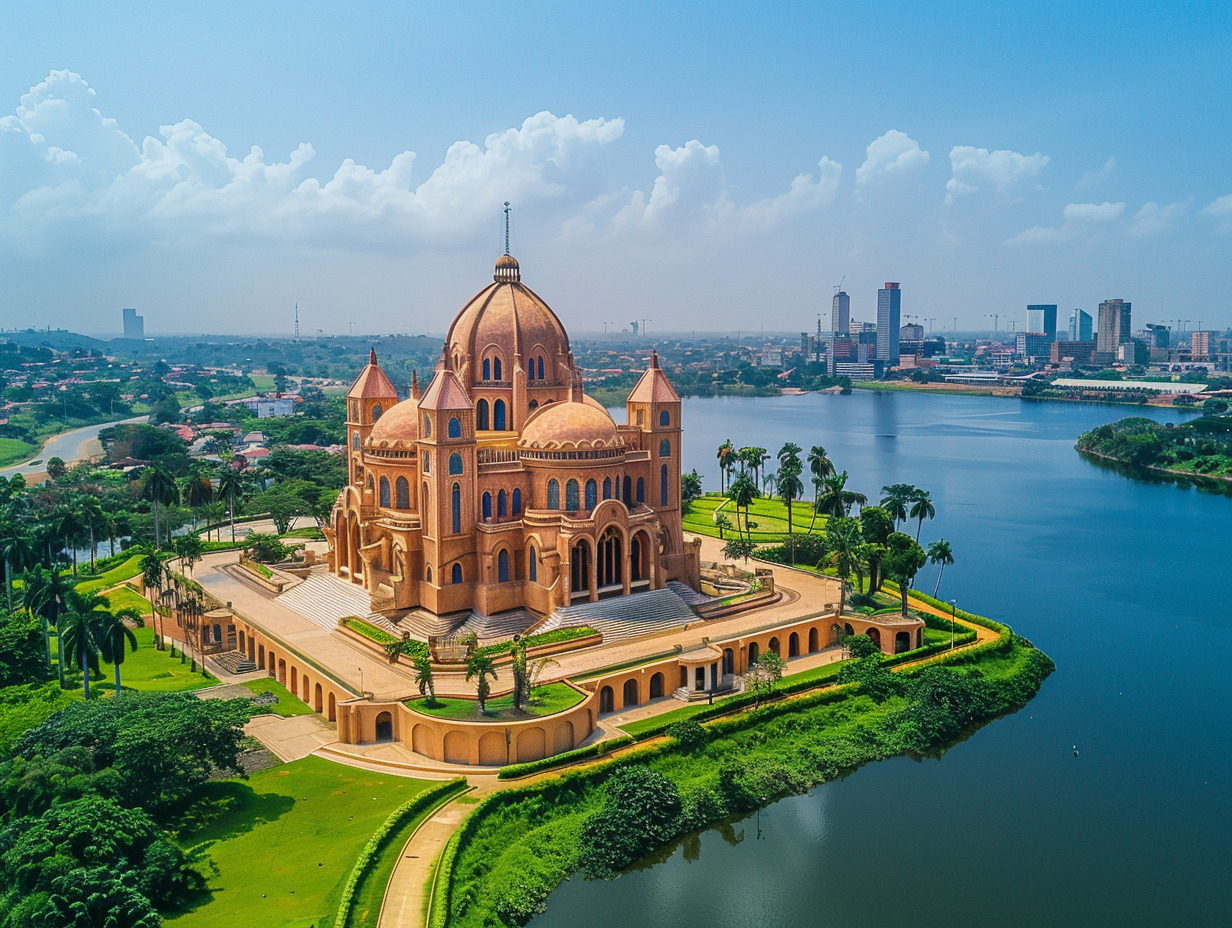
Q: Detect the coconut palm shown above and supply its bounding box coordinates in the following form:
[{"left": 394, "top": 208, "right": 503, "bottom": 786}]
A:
[
  {"left": 716, "top": 440, "right": 736, "bottom": 494},
  {"left": 805, "top": 445, "right": 834, "bottom": 534},
  {"left": 818, "top": 471, "right": 867, "bottom": 519},
  {"left": 412, "top": 653, "right": 437, "bottom": 705},
  {"left": 22, "top": 565, "right": 69, "bottom": 679},
  {"left": 776, "top": 443, "right": 805, "bottom": 563},
  {"left": 927, "top": 538, "right": 955, "bottom": 598},
  {"left": 140, "top": 551, "right": 170, "bottom": 649},
  {"left": 76, "top": 494, "right": 104, "bottom": 572},
  {"left": 822, "top": 516, "right": 862, "bottom": 614},
  {"left": 879, "top": 483, "right": 912, "bottom": 528},
  {"left": 465, "top": 653, "right": 498, "bottom": 714},
  {"left": 728, "top": 471, "right": 759, "bottom": 540},
  {"left": 0, "top": 502, "right": 34, "bottom": 612},
  {"left": 142, "top": 464, "right": 180, "bottom": 548},
  {"left": 909, "top": 489, "right": 936, "bottom": 542},
  {"left": 60, "top": 588, "right": 112, "bottom": 698},
  {"left": 95, "top": 604, "right": 142, "bottom": 693},
  {"left": 217, "top": 465, "right": 247, "bottom": 544}
]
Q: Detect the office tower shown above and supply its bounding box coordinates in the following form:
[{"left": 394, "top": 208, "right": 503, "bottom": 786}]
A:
[
  {"left": 1096, "top": 299, "right": 1131, "bottom": 355},
  {"left": 877, "top": 282, "right": 901, "bottom": 365},
  {"left": 122, "top": 307, "right": 144, "bottom": 339},
  {"left": 831, "top": 290, "right": 850, "bottom": 335},
  {"left": 1026, "top": 304, "right": 1058, "bottom": 341},
  {"left": 1069, "top": 308, "right": 1093, "bottom": 342}
]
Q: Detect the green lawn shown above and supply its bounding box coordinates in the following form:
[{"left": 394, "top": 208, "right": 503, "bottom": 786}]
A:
[
  {"left": 0, "top": 437, "right": 38, "bottom": 468},
  {"left": 101, "top": 585, "right": 154, "bottom": 615},
  {"left": 167, "top": 756, "right": 434, "bottom": 928},
  {"left": 75, "top": 555, "right": 145, "bottom": 594},
  {"left": 88, "top": 626, "right": 215, "bottom": 695},
  {"left": 408, "top": 682, "right": 584, "bottom": 721},
  {"left": 243, "top": 677, "right": 314, "bottom": 717},
  {"left": 249, "top": 373, "right": 277, "bottom": 392},
  {"left": 683, "top": 493, "right": 826, "bottom": 542}
]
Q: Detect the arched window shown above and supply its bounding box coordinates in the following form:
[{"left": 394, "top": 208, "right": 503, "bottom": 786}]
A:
[
  {"left": 477, "top": 399, "right": 489, "bottom": 430},
  {"left": 482, "top": 491, "right": 492, "bottom": 520},
  {"left": 449, "top": 453, "right": 463, "bottom": 475},
  {"left": 602, "top": 476, "right": 612, "bottom": 500},
  {"left": 351, "top": 432, "right": 360, "bottom": 450},
  {"left": 623, "top": 475, "right": 632, "bottom": 505},
  {"left": 395, "top": 476, "right": 409, "bottom": 509},
  {"left": 497, "top": 489, "right": 507, "bottom": 518},
  {"left": 494, "top": 399, "right": 506, "bottom": 431},
  {"left": 498, "top": 549, "right": 510, "bottom": 583},
  {"left": 423, "top": 456, "right": 430, "bottom": 473},
  {"left": 493, "top": 357, "right": 502, "bottom": 380},
  {"left": 451, "top": 563, "right": 462, "bottom": 584},
  {"left": 584, "top": 479, "right": 597, "bottom": 510},
  {"left": 451, "top": 483, "right": 461, "bottom": 533},
  {"left": 547, "top": 479, "right": 560, "bottom": 509},
  {"left": 512, "top": 488, "right": 522, "bottom": 515},
  {"left": 636, "top": 477, "right": 645, "bottom": 503},
  {"left": 423, "top": 416, "right": 432, "bottom": 437},
  {"left": 379, "top": 477, "right": 391, "bottom": 507},
  {"left": 659, "top": 409, "right": 670, "bottom": 426},
  {"left": 366, "top": 473, "right": 374, "bottom": 488},
  {"left": 372, "top": 404, "right": 382, "bottom": 420},
  {"left": 448, "top": 416, "right": 461, "bottom": 438},
  {"left": 537, "top": 356, "right": 544, "bottom": 380},
  {"left": 566, "top": 479, "right": 579, "bottom": 510},
  {"left": 528, "top": 545, "right": 538, "bottom": 582},
  {"left": 482, "top": 358, "right": 491, "bottom": 381},
  {"left": 659, "top": 439, "right": 671, "bottom": 457},
  {"left": 660, "top": 464, "right": 669, "bottom": 506},
  {"left": 528, "top": 399, "right": 538, "bottom": 412},
  {"left": 422, "top": 481, "right": 429, "bottom": 513},
  {"left": 426, "top": 565, "right": 433, "bottom": 584}
]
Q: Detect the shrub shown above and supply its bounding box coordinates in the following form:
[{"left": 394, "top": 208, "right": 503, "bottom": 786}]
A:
[
  {"left": 666, "top": 718, "right": 709, "bottom": 752},
  {"left": 577, "top": 766, "right": 682, "bottom": 879}
]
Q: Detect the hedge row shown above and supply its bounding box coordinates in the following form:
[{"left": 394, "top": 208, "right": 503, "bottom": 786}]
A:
[
  {"left": 497, "top": 736, "right": 634, "bottom": 780},
  {"left": 341, "top": 617, "right": 400, "bottom": 646},
  {"left": 334, "top": 778, "right": 467, "bottom": 928},
  {"left": 471, "top": 625, "right": 600, "bottom": 661}
]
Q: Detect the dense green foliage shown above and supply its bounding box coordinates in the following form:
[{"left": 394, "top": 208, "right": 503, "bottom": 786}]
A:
[
  {"left": 0, "top": 611, "right": 51, "bottom": 688},
  {"left": 1076, "top": 414, "right": 1232, "bottom": 478}
]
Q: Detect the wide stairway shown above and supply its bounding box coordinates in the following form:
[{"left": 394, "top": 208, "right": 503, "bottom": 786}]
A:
[
  {"left": 450, "top": 608, "right": 540, "bottom": 641},
  {"left": 536, "top": 587, "right": 698, "bottom": 644},
  {"left": 277, "top": 569, "right": 470, "bottom": 640},
  {"left": 667, "top": 580, "right": 714, "bottom": 606}
]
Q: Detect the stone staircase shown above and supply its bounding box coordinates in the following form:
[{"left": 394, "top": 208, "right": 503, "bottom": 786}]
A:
[
  {"left": 667, "top": 580, "right": 714, "bottom": 606},
  {"left": 536, "top": 588, "right": 698, "bottom": 644},
  {"left": 449, "top": 608, "right": 540, "bottom": 642},
  {"left": 213, "top": 651, "right": 257, "bottom": 675},
  {"left": 276, "top": 568, "right": 393, "bottom": 633}
]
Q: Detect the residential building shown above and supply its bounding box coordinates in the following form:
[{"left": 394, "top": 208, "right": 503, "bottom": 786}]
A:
[{"left": 1096, "top": 299, "right": 1132, "bottom": 356}]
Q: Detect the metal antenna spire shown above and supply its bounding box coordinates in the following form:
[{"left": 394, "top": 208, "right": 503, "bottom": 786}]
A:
[
  {"left": 503, "top": 201, "right": 511, "bottom": 255},
  {"left": 294, "top": 303, "right": 299, "bottom": 340}
]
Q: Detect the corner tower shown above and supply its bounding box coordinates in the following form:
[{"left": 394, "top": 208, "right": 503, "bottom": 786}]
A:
[{"left": 346, "top": 348, "right": 398, "bottom": 491}]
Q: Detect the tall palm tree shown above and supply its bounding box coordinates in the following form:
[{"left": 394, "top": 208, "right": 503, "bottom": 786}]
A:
[
  {"left": 60, "top": 588, "right": 111, "bottom": 699},
  {"left": 818, "top": 471, "right": 867, "bottom": 519},
  {"left": 927, "top": 538, "right": 955, "bottom": 598},
  {"left": 0, "top": 503, "right": 33, "bottom": 611},
  {"left": 183, "top": 467, "right": 215, "bottom": 532},
  {"left": 22, "top": 565, "right": 68, "bottom": 677},
  {"left": 880, "top": 483, "right": 912, "bottom": 528},
  {"left": 142, "top": 464, "right": 180, "bottom": 548},
  {"left": 76, "top": 494, "right": 104, "bottom": 573},
  {"left": 822, "top": 517, "right": 862, "bottom": 614},
  {"left": 716, "top": 440, "right": 736, "bottom": 494},
  {"left": 140, "top": 551, "right": 169, "bottom": 649},
  {"left": 909, "top": 489, "right": 936, "bottom": 542},
  {"left": 728, "top": 472, "right": 758, "bottom": 540},
  {"left": 806, "top": 445, "right": 835, "bottom": 533},
  {"left": 465, "top": 653, "right": 498, "bottom": 714},
  {"left": 776, "top": 442, "right": 805, "bottom": 563},
  {"left": 218, "top": 465, "right": 246, "bottom": 544},
  {"left": 412, "top": 653, "right": 437, "bottom": 705},
  {"left": 95, "top": 604, "right": 142, "bottom": 693}
]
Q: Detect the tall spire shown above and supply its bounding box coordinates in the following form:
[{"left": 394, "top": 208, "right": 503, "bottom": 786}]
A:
[
  {"left": 368, "top": 346, "right": 378, "bottom": 366},
  {"left": 503, "top": 201, "right": 511, "bottom": 255}
]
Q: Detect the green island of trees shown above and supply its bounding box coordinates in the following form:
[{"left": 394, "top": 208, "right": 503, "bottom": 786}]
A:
[{"left": 1076, "top": 408, "right": 1232, "bottom": 481}]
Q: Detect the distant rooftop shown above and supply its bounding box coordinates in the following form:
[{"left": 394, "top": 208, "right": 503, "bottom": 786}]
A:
[{"left": 1051, "top": 379, "right": 1207, "bottom": 394}]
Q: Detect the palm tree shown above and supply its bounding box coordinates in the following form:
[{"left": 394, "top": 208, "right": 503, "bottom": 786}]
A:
[
  {"left": 879, "top": 483, "right": 913, "bottom": 528},
  {"left": 776, "top": 443, "right": 805, "bottom": 564},
  {"left": 806, "top": 444, "right": 836, "bottom": 532},
  {"left": 22, "top": 565, "right": 68, "bottom": 678},
  {"left": 465, "top": 653, "right": 498, "bottom": 715},
  {"left": 716, "top": 440, "right": 736, "bottom": 494},
  {"left": 412, "top": 653, "right": 437, "bottom": 706},
  {"left": 818, "top": 471, "right": 867, "bottom": 519},
  {"left": 142, "top": 465, "right": 180, "bottom": 548},
  {"left": 60, "top": 588, "right": 111, "bottom": 698},
  {"left": 183, "top": 467, "right": 215, "bottom": 533},
  {"left": 95, "top": 604, "right": 142, "bottom": 693},
  {"left": 822, "top": 517, "right": 862, "bottom": 614},
  {"left": 909, "top": 489, "right": 936, "bottom": 542},
  {"left": 201, "top": 500, "right": 226, "bottom": 541},
  {"left": 928, "top": 538, "right": 955, "bottom": 598},
  {"left": 0, "top": 503, "right": 33, "bottom": 612},
  {"left": 140, "top": 551, "right": 169, "bottom": 649},
  {"left": 714, "top": 512, "right": 733, "bottom": 540},
  {"left": 218, "top": 466, "right": 247, "bottom": 544},
  {"left": 728, "top": 472, "right": 758, "bottom": 540},
  {"left": 75, "top": 494, "right": 104, "bottom": 573}
]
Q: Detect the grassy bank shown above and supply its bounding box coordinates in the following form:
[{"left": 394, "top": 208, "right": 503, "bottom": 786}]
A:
[
  {"left": 429, "top": 616, "right": 1053, "bottom": 928},
  {"left": 0, "top": 437, "right": 39, "bottom": 468},
  {"left": 682, "top": 493, "right": 825, "bottom": 542}
]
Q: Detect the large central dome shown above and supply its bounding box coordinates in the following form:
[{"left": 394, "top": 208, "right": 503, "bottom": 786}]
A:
[{"left": 444, "top": 254, "right": 572, "bottom": 383}]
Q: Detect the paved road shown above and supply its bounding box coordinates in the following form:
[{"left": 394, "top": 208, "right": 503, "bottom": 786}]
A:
[{"left": 1, "top": 414, "right": 148, "bottom": 479}]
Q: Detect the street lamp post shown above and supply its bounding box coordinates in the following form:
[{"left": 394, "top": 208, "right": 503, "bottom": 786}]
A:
[
  {"left": 950, "top": 599, "right": 957, "bottom": 649},
  {"left": 358, "top": 665, "right": 365, "bottom": 699}
]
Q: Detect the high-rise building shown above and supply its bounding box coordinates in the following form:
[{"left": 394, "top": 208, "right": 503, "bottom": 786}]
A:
[
  {"left": 1069, "top": 308, "right": 1093, "bottom": 342},
  {"left": 122, "top": 307, "right": 144, "bottom": 339},
  {"left": 877, "top": 283, "right": 901, "bottom": 365},
  {"left": 831, "top": 290, "right": 850, "bottom": 336},
  {"left": 1096, "top": 298, "right": 1131, "bottom": 356},
  {"left": 1026, "top": 304, "right": 1058, "bottom": 341}
]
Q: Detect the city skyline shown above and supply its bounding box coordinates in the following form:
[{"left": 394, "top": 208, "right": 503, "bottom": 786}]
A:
[{"left": 2, "top": 2, "right": 1230, "bottom": 337}]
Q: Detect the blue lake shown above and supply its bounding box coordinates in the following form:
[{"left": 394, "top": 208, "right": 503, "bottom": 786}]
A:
[{"left": 531, "top": 392, "right": 1231, "bottom": 928}]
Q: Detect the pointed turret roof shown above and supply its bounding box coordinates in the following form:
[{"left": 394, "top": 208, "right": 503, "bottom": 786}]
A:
[
  {"left": 627, "top": 349, "right": 680, "bottom": 404},
  {"left": 348, "top": 348, "right": 397, "bottom": 400},
  {"left": 419, "top": 368, "right": 472, "bottom": 411}
]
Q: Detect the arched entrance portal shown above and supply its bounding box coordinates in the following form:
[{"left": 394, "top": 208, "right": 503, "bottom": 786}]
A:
[
  {"left": 375, "top": 711, "right": 393, "bottom": 742},
  {"left": 570, "top": 539, "right": 592, "bottom": 600},
  {"left": 599, "top": 686, "right": 614, "bottom": 713},
  {"left": 622, "top": 678, "right": 639, "bottom": 707},
  {"left": 598, "top": 527, "right": 622, "bottom": 592}
]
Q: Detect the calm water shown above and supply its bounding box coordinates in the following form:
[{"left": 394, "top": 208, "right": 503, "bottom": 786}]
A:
[{"left": 533, "top": 392, "right": 1232, "bottom": 928}]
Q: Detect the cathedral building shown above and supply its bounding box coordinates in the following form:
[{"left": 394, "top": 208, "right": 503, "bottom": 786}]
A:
[{"left": 326, "top": 252, "right": 701, "bottom": 619}]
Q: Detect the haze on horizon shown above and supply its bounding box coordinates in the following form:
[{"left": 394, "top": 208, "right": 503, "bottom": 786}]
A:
[{"left": 2, "top": 1, "right": 1229, "bottom": 339}]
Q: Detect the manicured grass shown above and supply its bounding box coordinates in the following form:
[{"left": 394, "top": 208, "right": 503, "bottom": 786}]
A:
[
  {"left": 341, "top": 616, "right": 401, "bottom": 646},
  {"left": 74, "top": 555, "right": 145, "bottom": 594},
  {"left": 101, "top": 585, "right": 154, "bottom": 615},
  {"left": 243, "top": 677, "right": 314, "bottom": 717},
  {"left": 168, "top": 755, "right": 434, "bottom": 928},
  {"left": 249, "top": 373, "right": 277, "bottom": 392},
  {"left": 0, "top": 437, "right": 38, "bottom": 467},
  {"left": 408, "top": 682, "right": 584, "bottom": 721},
  {"left": 90, "top": 626, "right": 215, "bottom": 695},
  {"left": 683, "top": 493, "right": 826, "bottom": 542},
  {"left": 281, "top": 527, "right": 325, "bottom": 540}
]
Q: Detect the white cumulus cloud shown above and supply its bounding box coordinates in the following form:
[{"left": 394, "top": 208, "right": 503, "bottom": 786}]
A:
[
  {"left": 945, "top": 145, "right": 1048, "bottom": 204},
  {"left": 855, "top": 130, "right": 929, "bottom": 188},
  {"left": 1007, "top": 201, "right": 1125, "bottom": 245},
  {"left": 1128, "top": 199, "right": 1190, "bottom": 238},
  {"left": 1201, "top": 193, "right": 1232, "bottom": 233}
]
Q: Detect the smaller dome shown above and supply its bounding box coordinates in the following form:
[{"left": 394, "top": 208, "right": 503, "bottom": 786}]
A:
[
  {"left": 367, "top": 398, "right": 419, "bottom": 447},
  {"left": 494, "top": 253, "right": 521, "bottom": 282},
  {"left": 518, "top": 399, "right": 623, "bottom": 452}
]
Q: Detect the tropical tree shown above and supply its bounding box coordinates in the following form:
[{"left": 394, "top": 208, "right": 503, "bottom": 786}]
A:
[
  {"left": 714, "top": 511, "right": 733, "bottom": 540},
  {"left": 822, "top": 516, "right": 862, "bottom": 613},
  {"left": 859, "top": 505, "right": 895, "bottom": 591},
  {"left": 217, "top": 466, "right": 247, "bottom": 544},
  {"left": 716, "top": 440, "right": 736, "bottom": 494},
  {"left": 746, "top": 650, "right": 785, "bottom": 707},
  {"left": 182, "top": 467, "right": 215, "bottom": 532},
  {"left": 59, "top": 589, "right": 113, "bottom": 698},
  {"left": 22, "top": 565, "right": 69, "bottom": 679},
  {"left": 728, "top": 472, "right": 758, "bottom": 539},
  {"left": 879, "top": 483, "right": 913, "bottom": 528},
  {"left": 411, "top": 653, "right": 437, "bottom": 706},
  {"left": 76, "top": 494, "right": 104, "bottom": 573},
  {"left": 95, "top": 604, "right": 142, "bottom": 693},
  {"left": 721, "top": 536, "right": 757, "bottom": 565},
  {"left": 817, "top": 471, "right": 866, "bottom": 519},
  {"left": 141, "top": 465, "right": 180, "bottom": 548},
  {"left": 465, "top": 653, "right": 498, "bottom": 714},
  {"left": 776, "top": 442, "right": 805, "bottom": 562},
  {"left": 909, "top": 488, "right": 936, "bottom": 542},
  {"left": 0, "top": 500, "right": 34, "bottom": 611},
  {"left": 927, "top": 538, "right": 955, "bottom": 597},
  {"left": 174, "top": 533, "right": 203, "bottom": 577},
  {"left": 140, "top": 552, "right": 170, "bottom": 649},
  {"left": 805, "top": 445, "right": 835, "bottom": 534},
  {"left": 509, "top": 635, "right": 529, "bottom": 711},
  {"left": 882, "top": 532, "right": 928, "bottom": 617}
]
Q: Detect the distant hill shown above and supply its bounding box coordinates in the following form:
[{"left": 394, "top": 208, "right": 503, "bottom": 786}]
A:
[{"left": 2, "top": 328, "right": 109, "bottom": 353}]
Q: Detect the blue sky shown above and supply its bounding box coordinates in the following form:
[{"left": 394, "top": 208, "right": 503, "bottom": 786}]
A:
[{"left": 1, "top": 1, "right": 1229, "bottom": 337}]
